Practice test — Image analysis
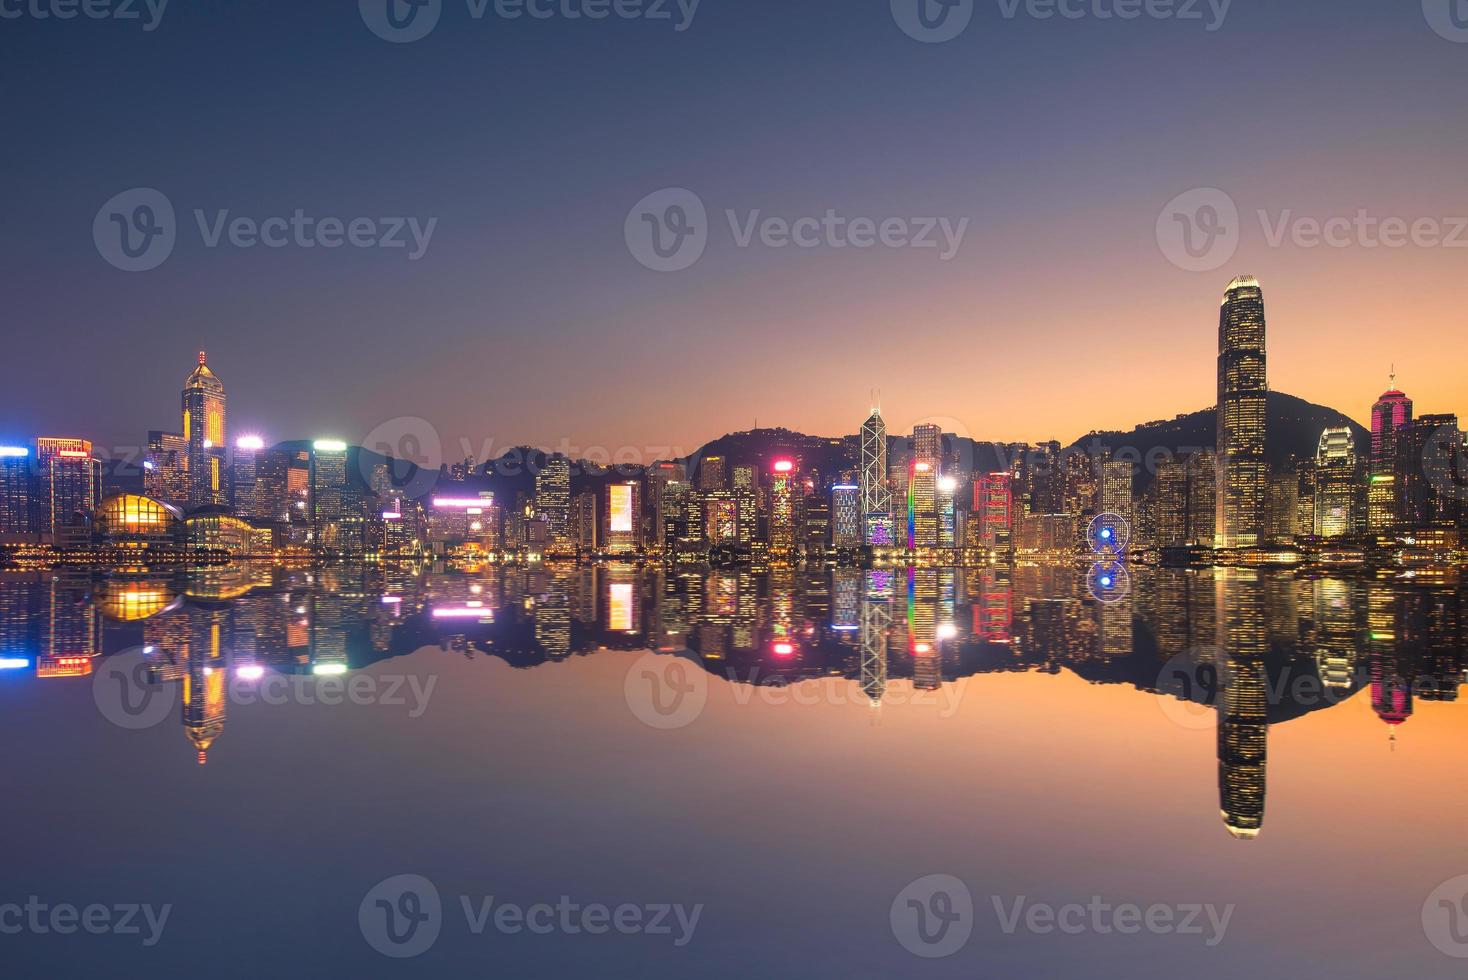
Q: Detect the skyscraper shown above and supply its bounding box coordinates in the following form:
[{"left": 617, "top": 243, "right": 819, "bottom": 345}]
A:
[
  {"left": 182, "top": 351, "right": 228, "bottom": 508},
  {"left": 535, "top": 455, "right": 572, "bottom": 552},
  {"left": 0, "top": 446, "right": 33, "bottom": 536},
  {"left": 1216, "top": 276, "right": 1268, "bottom": 549},
  {"left": 144, "top": 430, "right": 191, "bottom": 508},
  {"left": 699, "top": 455, "right": 727, "bottom": 492},
  {"left": 830, "top": 484, "right": 861, "bottom": 549},
  {"left": 1099, "top": 459, "right": 1134, "bottom": 521},
  {"left": 859, "top": 409, "right": 891, "bottom": 545},
  {"left": 974, "top": 472, "right": 1013, "bottom": 550},
  {"left": 1313, "top": 427, "right": 1359, "bottom": 538},
  {"left": 602, "top": 481, "right": 642, "bottom": 553},
  {"left": 232, "top": 436, "right": 265, "bottom": 519},
  {"left": 1155, "top": 458, "right": 1188, "bottom": 548},
  {"left": 907, "top": 460, "right": 937, "bottom": 549},
  {"left": 1369, "top": 378, "right": 1412, "bottom": 532},
  {"left": 35, "top": 437, "right": 99, "bottom": 539},
  {"left": 767, "top": 460, "right": 797, "bottom": 554},
  {"left": 310, "top": 440, "right": 349, "bottom": 550}
]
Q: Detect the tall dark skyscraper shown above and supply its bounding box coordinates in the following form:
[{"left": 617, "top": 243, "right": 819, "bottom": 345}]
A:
[
  {"left": 182, "top": 351, "right": 228, "bottom": 509},
  {"left": 1216, "top": 276, "right": 1268, "bottom": 549},
  {"left": 0, "top": 446, "right": 33, "bottom": 535}
]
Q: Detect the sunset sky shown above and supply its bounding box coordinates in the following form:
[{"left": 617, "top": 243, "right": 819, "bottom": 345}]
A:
[{"left": 4, "top": 0, "right": 1466, "bottom": 459}]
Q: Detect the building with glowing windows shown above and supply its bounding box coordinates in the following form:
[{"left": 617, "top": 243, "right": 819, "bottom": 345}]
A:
[
  {"left": 232, "top": 435, "right": 266, "bottom": 519},
  {"left": 1369, "top": 379, "right": 1412, "bottom": 532},
  {"left": 145, "top": 430, "right": 191, "bottom": 508},
  {"left": 310, "top": 440, "right": 352, "bottom": 551},
  {"left": 767, "top": 461, "right": 797, "bottom": 554},
  {"left": 535, "top": 455, "right": 572, "bottom": 553},
  {"left": 974, "top": 472, "right": 1013, "bottom": 551},
  {"left": 1216, "top": 277, "right": 1268, "bottom": 549},
  {"left": 859, "top": 410, "right": 891, "bottom": 545},
  {"left": 830, "top": 484, "right": 861, "bottom": 549},
  {"left": 602, "top": 481, "right": 642, "bottom": 554},
  {"left": 93, "top": 493, "right": 185, "bottom": 550},
  {"left": 0, "top": 446, "right": 33, "bottom": 536},
  {"left": 182, "top": 351, "right": 228, "bottom": 508},
  {"left": 1313, "top": 427, "right": 1360, "bottom": 538},
  {"left": 36, "top": 437, "right": 99, "bottom": 541},
  {"left": 907, "top": 461, "right": 937, "bottom": 549},
  {"left": 1396, "top": 414, "right": 1464, "bottom": 533}
]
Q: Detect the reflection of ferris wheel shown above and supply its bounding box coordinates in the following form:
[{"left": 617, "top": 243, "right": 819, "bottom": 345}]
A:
[
  {"left": 1087, "top": 512, "right": 1131, "bottom": 555},
  {"left": 1087, "top": 562, "right": 1132, "bottom": 604}
]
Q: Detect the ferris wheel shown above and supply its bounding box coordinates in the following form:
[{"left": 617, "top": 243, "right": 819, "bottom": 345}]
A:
[{"left": 1086, "top": 512, "right": 1132, "bottom": 556}]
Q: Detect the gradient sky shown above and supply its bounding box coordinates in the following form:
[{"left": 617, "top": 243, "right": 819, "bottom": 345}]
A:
[{"left": 3, "top": 0, "right": 1466, "bottom": 461}]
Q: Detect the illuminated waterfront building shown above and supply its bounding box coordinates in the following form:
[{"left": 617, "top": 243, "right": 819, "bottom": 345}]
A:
[
  {"left": 699, "top": 455, "right": 727, "bottom": 492},
  {"left": 232, "top": 435, "right": 265, "bottom": 519},
  {"left": 1396, "top": 414, "right": 1464, "bottom": 533},
  {"left": 803, "top": 486, "right": 830, "bottom": 553},
  {"left": 937, "top": 475, "right": 958, "bottom": 548},
  {"left": 1187, "top": 451, "right": 1218, "bottom": 547},
  {"left": 1216, "top": 277, "right": 1268, "bottom": 549},
  {"left": 310, "top": 440, "right": 352, "bottom": 551},
  {"left": 859, "top": 409, "right": 892, "bottom": 545},
  {"left": 1099, "top": 460, "right": 1133, "bottom": 521},
  {"left": 647, "top": 461, "right": 687, "bottom": 551},
  {"left": 912, "top": 423, "right": 942, "bottom": 470},
  {"left": 831, "top": 484, "right": 862, "bottom": 549},
  {"left": 0, "top": 446, "right": 33, "bottom": 535},
  {"left": 535, "top": 455, "right": 572, "bottom": 552},
  {"left": 93, "top": 493, "right": 184, "bottom": 550},
  {"left": 182, "top": 351, "right": 228, "bottom": 508},
  {"left": 603, "top": 481, "right": 642, "bottom": 553},
  {"left": 573, "top": 490, "right": 598, "bottom": 552},
  {"left": 36, "top": 437, "right": 99, "bottom": 540},
  {"left": 1313, "top": 427, "right": 1360, "bottom": 538},
  {"left": 768, "top": 460, "right": 797, "bottom": 554},
  {"left": 1155, "top": 458, "right": 1188, "bottom": 548},
  {"left": 1265, "top": 470, "right": 1300, "bottom": 545},
  {"left": 144, "top": 430, "right": 191, "bottom": 508},
  {"left": 1369, "top": 378, "right": 1412, "bottom": 531},
  {"left": 974, "top": 472, "right": 1013, "bottom": 550},
  {"left": 907, "top": 461, "right": 937, "bottom": 549}
]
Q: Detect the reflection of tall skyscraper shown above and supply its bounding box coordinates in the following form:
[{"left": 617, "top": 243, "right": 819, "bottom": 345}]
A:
[
  {"left": 1216, "top": 277, "right": 1268, "bottom": 549},
  {"left": 182, "top": 613, "right": 229, "bottom": 765},
  {"left": 183, "top": 351, "right": 228, "bottom": 509},
  {"left": 1216, "top": 568, "right": 1268, "bottom": 839}
]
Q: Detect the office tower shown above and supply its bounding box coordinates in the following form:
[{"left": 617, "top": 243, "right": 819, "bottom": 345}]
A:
[
  {"left": 1216, "top": 276, "right": 1268, "bottom": 549},
  {"left": 182, "top": 350, "right": 228, "bottom": 508},
  {"left": 36, "top": 437, "right": 99, "bottom": 539},
  {"left": 768, "top": 460, "right": 797, "bottom": 554},
  {"left": 1187, "top": 451, "right": 1217, "bottom": 546},
  {"left": 859, "top": 410, "right": 892, "bottom": 545},
  {"left": 1313, "top": 427, "right": 1359, "bottom": 538},
  {"left": 830, "top": 484, "right": 862, "bottom": 549},
  {"left": 1099, "top": 459, "right": 1133, "bottom": 520},
  {"left": 973, "top": 472, "right": 1013, "bottom": 550},
  {"left": 535, "top": 455, "right": 572, "bottom": 551},
  {"left": 602, "top": 481, "right": 642, "bottom": 553},
  {"left": 1369, "top": 377, "right": 1413, "bottom": 531},
  {"left": 310, "top": 440, "right": 350, "bottom": 550},
  {"left": 0, "top": 446, "right": 33, "bottom": 535},
  {"left": 1155, "top": 458, "right": 1188, "bottom": 547},
  {"left": 937, "top": 476, "right": 958, "bottom": 548},
  {"left": 699, "top": 455, "right": 727, "bottom": 491},
  {"left": 232, "top": 435, "right": 265, "bottom": 519},
  {"left": 912, "top": 423, "right": 942, "bottom": 470},
  {"left": 647, "top": 461, "right": 687, "bottom": 551},
  {"left": 1397, "top": 414, "right": 1464, "bottom": 532},
  {"left": 572, "top": 490, "right": 598, "bottom": 552},
  {"left": 731, "top": 464, "right": 757, "bottom": 544},
  {"left": 803, "top": 487, "right": 830, "bottom": 553},
  {"left": 660, "top": 480, "right": 700, "bottom": 556},
  {"left": 907, "top": 460, "right": 938, "bottom": 549},
  {"left": 1265, "top": 470, "right": 1300, "bottom": 545},
  {"left": 144, "top": 430, "right": 191, "bottom": 508},
  {"left": 704, "top": 493, "right": 739, "bottom": 545}
]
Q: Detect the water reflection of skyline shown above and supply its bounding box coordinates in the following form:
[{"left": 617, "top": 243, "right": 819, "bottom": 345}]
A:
[{"left": 1, "top": 565, "right": 1464, "bottom": 839}]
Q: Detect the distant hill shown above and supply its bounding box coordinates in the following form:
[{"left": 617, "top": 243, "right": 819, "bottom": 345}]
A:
[{"left": 1065, "top": 391, "right": 1369, "bottom": 489}]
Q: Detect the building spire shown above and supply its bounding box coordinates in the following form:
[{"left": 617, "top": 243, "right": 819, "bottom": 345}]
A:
[
  {"left": 1389, "top": 363, "right": 1396, "bottom": 390},
  {"left": 198, "top": 349, "right": 207, "bottom": 366}
]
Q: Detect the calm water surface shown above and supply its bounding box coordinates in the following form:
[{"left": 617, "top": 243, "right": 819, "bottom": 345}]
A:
[{"left": 3, "top": 564, "right": 1465, "bottom": 978}]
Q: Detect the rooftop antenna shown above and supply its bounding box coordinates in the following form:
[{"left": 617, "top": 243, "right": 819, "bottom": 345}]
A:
[{"left": 1390, "top": 363, "right": 1397, "bottom": 389}]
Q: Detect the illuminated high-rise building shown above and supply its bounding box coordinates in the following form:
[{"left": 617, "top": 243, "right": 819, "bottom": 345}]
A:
[
  {"left": 602, "top": 481, "right": 642, "bottom": 553},
  {"left": 974, "top": 472, "right": 1013, "bottom": 550},
  {"left": 830, "top": 483, "right": 862, "bottom": 549},
  {"left": 767, "top": 460, "right": 797, "bottom": 554},
  {"left": 1216, "top": 276, "right": 1268, "bottom": 549},
  {"left": 310, "top": 440, "right": 350, "bottom": 550},
  {"left": 859, "top": 409, "right": 892, "bottom": 545},
  {"left": 1313, "top": 427, "right": 1359, "bottom": 538},
  {"left": 1187, "top": 450, "right": 1218, "bottom": 546},
  {"left": 647, "top": 461, "right": 687, "bottom": 552},
  {"left": 182, "top": 351, "right": 228, "bottom": 508},
  {"left": 535, "top": 455, "right": 572, "bottom": 552},
  {"left": 232, "top": 435, "right": 265, "bottom": 519},
  {"left": 35, "top": 437, "right": 99, "bottom": 539},
  {"left": 1369, "top": 376, "right": 1412, "bottom": 532},
  {"left": 1396, "top": 413, "right": 1464, "bottom": 532},
  {"left": 699, "top": 455, "right": 727, "bottom": 492},
  {"left": 1154, "top": 458, "right": 1188, "bottom": 548},
  {"left": 0, "top": 446, "right": 33, "bottom": 535},
  {"left": 144, "top": 430, "right": 191, "bottom": 508},
  {"left": 937, "top": 475, "right": 958, "bottom": 548},
  {"left": 907, "top": 460, "right": 937, "bottom": 549},
  {"left": 1099, "top": 459, "right": 1133, "bottom": 521}
]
